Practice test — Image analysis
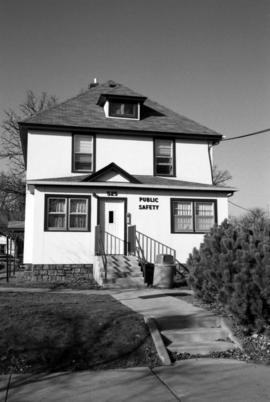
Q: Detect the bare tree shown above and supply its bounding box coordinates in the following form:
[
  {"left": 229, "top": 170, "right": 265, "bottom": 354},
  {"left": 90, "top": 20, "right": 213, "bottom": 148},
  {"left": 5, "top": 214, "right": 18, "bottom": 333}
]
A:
[
  {"left": 212, "top": 164, "right": 232, "bottom": 186},
  {"left": 1, "top": 90, "right": 57, "bottom": 175},
  {"left": 0, "top": 91, "right": 57, "bottom": 218}
]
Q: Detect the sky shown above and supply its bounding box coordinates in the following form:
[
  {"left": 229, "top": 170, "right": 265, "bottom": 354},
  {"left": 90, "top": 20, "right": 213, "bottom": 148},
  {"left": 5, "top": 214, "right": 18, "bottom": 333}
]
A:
[{"left": 0, "top": 0, "right": 269, "bottom": 217}]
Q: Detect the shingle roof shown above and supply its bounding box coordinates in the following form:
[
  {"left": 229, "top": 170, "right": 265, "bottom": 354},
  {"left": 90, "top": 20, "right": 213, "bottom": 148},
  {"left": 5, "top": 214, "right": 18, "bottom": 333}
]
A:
[
  {"left": 21, "top": 81, "right": 220, "bottom": 136},
  {"left": 31, "top": 173, "right": 233, "bottom": 191}
]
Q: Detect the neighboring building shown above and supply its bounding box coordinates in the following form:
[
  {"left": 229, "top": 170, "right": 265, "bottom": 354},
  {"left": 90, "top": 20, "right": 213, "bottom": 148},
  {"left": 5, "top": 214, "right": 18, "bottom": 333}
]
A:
[{"left": 19, "top": 80, "right": 234, "bottom": 284}]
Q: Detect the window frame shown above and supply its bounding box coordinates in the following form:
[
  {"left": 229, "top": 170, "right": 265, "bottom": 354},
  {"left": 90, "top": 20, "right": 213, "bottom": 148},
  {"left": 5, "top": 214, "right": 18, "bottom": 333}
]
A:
[
  {"left": 44, "top": 194, "right": 91, "bottom": 232},
  {"left": 154, "top": 138, "right": 176, "bottom": 177},
  {"left": 72, "top": 134, "right": 95, "bottom": 173},
  {"left": 108, "top": 101, "right": 139, "bottom": 119},
  {"left": 170, "top": 198, "right": 217, "bottom": 234}
]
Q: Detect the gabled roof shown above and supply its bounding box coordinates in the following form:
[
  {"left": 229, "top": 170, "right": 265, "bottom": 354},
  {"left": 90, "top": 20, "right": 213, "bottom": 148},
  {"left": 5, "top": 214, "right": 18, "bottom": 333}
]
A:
[
  {"left": 20, "top": 80, "right": 221, "bottom": 138},
  {"left": 81, "top": 162, "right": 140, "bottom": 183}
]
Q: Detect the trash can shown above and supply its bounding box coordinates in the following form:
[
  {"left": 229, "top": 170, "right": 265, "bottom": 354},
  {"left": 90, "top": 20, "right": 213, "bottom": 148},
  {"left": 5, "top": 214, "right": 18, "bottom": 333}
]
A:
[
  {"left": 143, "top": 263, "right": 154, "bottom": 286},
  {"left": 153, "top": 254, "right": 176, "bottom": 288}
]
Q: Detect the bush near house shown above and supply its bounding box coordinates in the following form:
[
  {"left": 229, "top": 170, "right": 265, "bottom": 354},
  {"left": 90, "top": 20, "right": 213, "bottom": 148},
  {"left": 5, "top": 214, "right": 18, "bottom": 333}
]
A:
[{"left": 187, "top": 212, "right": 270, "bottom": 333}]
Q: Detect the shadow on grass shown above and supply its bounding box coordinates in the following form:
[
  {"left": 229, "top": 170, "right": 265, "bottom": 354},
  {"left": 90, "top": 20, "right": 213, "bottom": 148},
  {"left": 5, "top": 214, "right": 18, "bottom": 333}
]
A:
[{"left": 1, "top": 309, "right": 154, "bottom": 377}]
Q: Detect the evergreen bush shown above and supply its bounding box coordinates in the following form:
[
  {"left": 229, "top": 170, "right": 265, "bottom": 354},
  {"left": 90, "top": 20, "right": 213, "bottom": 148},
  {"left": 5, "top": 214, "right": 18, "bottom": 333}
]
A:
[{"left": 187, "top": 211, "right": 270, "bottom": 333}]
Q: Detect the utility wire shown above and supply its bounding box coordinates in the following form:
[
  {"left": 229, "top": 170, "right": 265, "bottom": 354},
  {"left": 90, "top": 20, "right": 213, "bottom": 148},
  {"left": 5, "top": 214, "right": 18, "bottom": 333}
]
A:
[
  {"left": 222, "top": 128, "right": 270, "bottom": 142},
  {"left": 229, "top": 200, "right": 252, "bottom": 213}
]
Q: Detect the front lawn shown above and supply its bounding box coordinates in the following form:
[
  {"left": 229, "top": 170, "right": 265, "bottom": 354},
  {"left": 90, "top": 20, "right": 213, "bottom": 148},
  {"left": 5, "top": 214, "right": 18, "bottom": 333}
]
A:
[{"left": 0, "top": 292, "right": 159, "bottom": 373}]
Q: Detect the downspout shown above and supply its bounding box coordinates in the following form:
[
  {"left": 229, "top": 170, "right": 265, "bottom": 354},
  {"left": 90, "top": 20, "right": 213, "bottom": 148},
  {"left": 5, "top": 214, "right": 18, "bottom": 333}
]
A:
[{"left": 208, "top": 142, "right": 214, "bottom": 185}]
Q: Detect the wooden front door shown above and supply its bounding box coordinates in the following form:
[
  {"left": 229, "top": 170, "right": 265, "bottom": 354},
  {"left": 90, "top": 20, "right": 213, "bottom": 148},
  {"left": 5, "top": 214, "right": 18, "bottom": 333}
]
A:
[{"left": 99, "top": 198, "right": 126, "bottom": 254}]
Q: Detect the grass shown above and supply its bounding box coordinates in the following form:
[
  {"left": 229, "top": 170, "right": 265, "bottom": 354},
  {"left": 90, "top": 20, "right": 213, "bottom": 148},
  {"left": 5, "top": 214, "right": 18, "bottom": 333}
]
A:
[{"left": 0, "top": 292, "right": 160, "bottom": 374}]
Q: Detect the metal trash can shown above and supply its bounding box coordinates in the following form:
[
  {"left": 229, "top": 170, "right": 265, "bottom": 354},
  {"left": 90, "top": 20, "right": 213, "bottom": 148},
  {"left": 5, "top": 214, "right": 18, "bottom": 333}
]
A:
[
  {"left": 143, "top": 263, "right": 154, "bottom": 286},
  {"left": 154, "top": 254, "right": 176, "bottom": 288}
]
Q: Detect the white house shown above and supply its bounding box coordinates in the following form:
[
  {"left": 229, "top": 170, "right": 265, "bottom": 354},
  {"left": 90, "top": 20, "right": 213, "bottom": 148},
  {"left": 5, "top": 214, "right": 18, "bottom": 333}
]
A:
[{"left": 19, "top": 80, "right": 234, "bottom": 285}]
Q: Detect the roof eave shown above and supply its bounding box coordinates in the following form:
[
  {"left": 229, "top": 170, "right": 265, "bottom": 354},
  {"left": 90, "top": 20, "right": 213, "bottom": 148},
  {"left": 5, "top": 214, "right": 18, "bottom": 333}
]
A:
[
  {"left": 27, "top": 179, "right": 236, "bottom": 194},
  {"left": 18, "top": 122, "right": 222, "bottom": 144}
]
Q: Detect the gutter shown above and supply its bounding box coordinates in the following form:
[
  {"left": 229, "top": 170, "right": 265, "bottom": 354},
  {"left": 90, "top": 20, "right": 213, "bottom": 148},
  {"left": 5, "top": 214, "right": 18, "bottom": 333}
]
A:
[{"left": 26, "top": 179, "right": 236, "bottom": 193}]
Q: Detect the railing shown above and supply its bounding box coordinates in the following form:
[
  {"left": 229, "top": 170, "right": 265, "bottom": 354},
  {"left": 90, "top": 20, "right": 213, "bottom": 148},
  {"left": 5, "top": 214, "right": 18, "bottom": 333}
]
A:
[
  {"left": 174, "top": 257, "right": 190, "bottom": 280},
  {"left": 103, "top": 231, "right": 127, "bottom": 255},
  {"left": 95, "top": 226, "right": 108, "bottom": 280},
  {"left": 95, "top": 226, "right": 127, "bottom": 255},
  {"left": 136, "top": 230, "right": 176, "bottom": 264}
]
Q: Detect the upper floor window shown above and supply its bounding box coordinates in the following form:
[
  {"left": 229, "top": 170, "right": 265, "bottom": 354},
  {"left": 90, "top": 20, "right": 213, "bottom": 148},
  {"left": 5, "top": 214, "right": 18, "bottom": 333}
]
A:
[
  {"left": 154, "top": 139, "right": 175, "bottom": 176},
  {"left": 73, "top": 135, "right": 94, "bottom": 172},
  {"left": 109, "top": 101, "right": 138, "bottom": 119},
  {"left": 171, "top": 199, "right": 217, "bottom": 233}
]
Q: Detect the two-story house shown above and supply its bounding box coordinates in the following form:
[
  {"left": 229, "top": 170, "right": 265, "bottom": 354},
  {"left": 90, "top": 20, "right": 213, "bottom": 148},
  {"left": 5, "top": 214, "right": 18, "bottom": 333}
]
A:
[{"left": 19, "top": 80, "right": 234, "bottom": 285}]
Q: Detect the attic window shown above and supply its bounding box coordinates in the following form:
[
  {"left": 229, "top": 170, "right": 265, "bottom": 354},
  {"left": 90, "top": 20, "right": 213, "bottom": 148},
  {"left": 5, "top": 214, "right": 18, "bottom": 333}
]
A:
[{"left": 109, "top": 101, "right": 138, "bottom": 119}]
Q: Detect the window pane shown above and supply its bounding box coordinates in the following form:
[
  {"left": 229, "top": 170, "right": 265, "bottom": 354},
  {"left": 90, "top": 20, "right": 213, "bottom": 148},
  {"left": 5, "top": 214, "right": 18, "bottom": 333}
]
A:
[
  {"left": 156, "top": 140, "right": 173, "bottom": 156},
  {"left": 74, "top": 154, "right": 92, "bottom": 170},
  {"left": 174, "top": 216, "right": 193, "bottom": 231},
  {"left": 48, "top": 198, "right": 66, "bottom": 213},
  {"left": 70, "top": 199, "right": 87, "bottom": 213},
  {"left": 195, "top": 202, "right": 215, "bottom": 231},
  {"left": 74, "top": 135, "right": 93, "bottom": 153},
  {"left": 70, "top": 215, "right": 87, "bottom": 229},
  {"left": 173, "top": 201, "right": 193, "bottom": 232},
  {"left": 109, "top": 102, "right": 137, "bottom": 117},
  {"left": 110, "top": 102, "right": 123, "bottom": 115},
  {"left": 156, "top": 164, "right": 172, "bottom": 175},
  {"left": 48, "top": 214, "right": 66, "bottom": 229},
  {"left": 124, "top": 103, "right": 136, "bottom": 115}
]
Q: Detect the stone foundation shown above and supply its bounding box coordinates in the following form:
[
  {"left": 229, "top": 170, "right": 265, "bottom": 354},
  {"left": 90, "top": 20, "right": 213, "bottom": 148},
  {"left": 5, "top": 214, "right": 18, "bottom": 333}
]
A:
[{"left": 20, "top": 264, "right": 95, "bottom": 283}]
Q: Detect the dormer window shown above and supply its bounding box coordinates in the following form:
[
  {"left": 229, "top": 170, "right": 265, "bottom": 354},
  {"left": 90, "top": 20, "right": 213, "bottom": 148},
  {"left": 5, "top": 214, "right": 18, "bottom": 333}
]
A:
[
  {"left": 97, "top": 92, "right": 147, "bottom": 121},
  {"left": 109, "top": 101, "right": 138, "bottom": 119}
]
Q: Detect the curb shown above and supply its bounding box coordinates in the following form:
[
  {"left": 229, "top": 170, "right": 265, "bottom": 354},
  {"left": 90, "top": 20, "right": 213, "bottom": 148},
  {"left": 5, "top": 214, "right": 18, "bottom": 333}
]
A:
[
  {"left": 220, "top": 316, "right": 243, "bottom": 350},
  {"left": 144, "top": 316, "right": 172, "bottom": 366}
]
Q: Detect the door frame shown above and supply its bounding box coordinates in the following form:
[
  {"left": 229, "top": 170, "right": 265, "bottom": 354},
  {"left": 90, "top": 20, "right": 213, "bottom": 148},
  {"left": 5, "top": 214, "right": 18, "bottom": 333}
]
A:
[{"left": 97, "top": 197, "right": 128, "bottom": 255}]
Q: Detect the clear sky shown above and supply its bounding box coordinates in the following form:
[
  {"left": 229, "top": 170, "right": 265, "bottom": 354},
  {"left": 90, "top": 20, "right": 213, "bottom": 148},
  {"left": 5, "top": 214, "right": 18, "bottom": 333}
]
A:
[{"left": 0, "top": 0, "right": 269, "bottom": 216}]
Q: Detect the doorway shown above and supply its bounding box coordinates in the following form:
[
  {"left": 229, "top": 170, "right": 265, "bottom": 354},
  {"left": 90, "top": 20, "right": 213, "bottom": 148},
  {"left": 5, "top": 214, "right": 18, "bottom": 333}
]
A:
[{"left": 98, "top": 198, "right": 127, "bottom": 254}]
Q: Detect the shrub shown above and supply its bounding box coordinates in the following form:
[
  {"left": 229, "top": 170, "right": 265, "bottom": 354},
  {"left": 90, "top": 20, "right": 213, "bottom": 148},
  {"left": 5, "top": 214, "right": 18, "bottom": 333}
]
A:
[{"left": 187, "top": 211, "right": 270, "bottom": 333}]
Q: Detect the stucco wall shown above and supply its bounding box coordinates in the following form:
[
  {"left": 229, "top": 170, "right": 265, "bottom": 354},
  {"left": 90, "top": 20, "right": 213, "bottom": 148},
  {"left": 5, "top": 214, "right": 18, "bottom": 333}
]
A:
[
  {"left": 27, "top": 131, "right": 74, "bottom": 180},
  {"left": 176, "top": 140, "right": 212, "bottom": 184},
  {"left": 26, "top": 131, "right": 213, "bottom": 184},
  {"left": 24, "top": 186, "right": 97, "bottom": 264},
  {"left": 24, "top": 186, "right": 228, "bottom": 264}
]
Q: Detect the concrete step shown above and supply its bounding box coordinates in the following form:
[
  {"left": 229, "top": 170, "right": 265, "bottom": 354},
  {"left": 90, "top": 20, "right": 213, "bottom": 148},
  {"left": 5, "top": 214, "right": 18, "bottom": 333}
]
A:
[
  {"left": 103, "top": 276, "right": 145, "bottom": 289},
  {"left": 162, "top": 328, "right": 230, "bottom": 343},
  {"left": 167, "top": 340, "right": 236, "bottom": 355}
]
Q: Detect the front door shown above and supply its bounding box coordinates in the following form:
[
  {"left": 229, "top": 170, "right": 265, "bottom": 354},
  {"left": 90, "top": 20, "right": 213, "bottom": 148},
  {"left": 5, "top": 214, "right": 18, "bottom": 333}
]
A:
[{"left": 99, "top": 198, "right": 126, "bottom": 254}]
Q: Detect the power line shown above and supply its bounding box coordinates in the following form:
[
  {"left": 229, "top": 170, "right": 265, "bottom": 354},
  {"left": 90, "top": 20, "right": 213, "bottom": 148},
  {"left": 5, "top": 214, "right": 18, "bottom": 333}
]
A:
[
  {"left": 229, "top": 200, "right": 252, "bottom": 213},
  {"left": 222, "top": 128, "right": 270, "bottom": 142}
]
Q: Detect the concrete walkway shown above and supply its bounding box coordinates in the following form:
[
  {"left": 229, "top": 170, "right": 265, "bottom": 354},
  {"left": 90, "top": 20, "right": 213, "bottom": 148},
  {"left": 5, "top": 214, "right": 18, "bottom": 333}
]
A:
[
  {"left": 113, "top": 288, "right": 239, "bottom": 356},
  {"left": 1, "top": 359, "right": 270, "bottom": 402}
]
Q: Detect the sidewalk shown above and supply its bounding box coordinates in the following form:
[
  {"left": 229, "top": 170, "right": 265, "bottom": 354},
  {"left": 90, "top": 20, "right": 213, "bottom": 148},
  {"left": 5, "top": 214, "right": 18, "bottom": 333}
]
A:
[
  {"left": 113, "top": 288, "right": 240, "bottom": 355},
  {"left": 1, "top": 359, "right": 270, "bottom": 402}
]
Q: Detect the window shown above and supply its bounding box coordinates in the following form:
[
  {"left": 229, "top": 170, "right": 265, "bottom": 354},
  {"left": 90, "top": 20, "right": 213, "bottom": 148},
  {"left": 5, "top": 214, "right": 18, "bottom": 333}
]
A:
[
  {"left": 73, "top": 135, "right": 94, "bottom": 172},
  {"left": 109, "top": 101, "right": 138, "bottom": 118},
  {"left": 109, "top": 211, "right": 114, "bottom": 223},
  {"left": 154, "top": 139, "right": 175, "bottom": 176},
  {"left": 45, "top": 195, "right": 90, "bottom": 231},
  {"left": 171, "top": 199, "right": 216, "bottom": 233}
]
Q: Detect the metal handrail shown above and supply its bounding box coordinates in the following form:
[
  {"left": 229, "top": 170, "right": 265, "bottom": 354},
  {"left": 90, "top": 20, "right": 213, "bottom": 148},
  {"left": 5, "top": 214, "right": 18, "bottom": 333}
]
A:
[
  {"left": 95, "top": 226, "right": 108, "bottom": 280},
  {"left": 103, "top": 230, "right": 127, "bottom": 255},
  {"left": 174, "top": 258, "right": 189, "bottom": 280},
  {"left": 136, "top": 230, "right": 176, "bottom": 264}
]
